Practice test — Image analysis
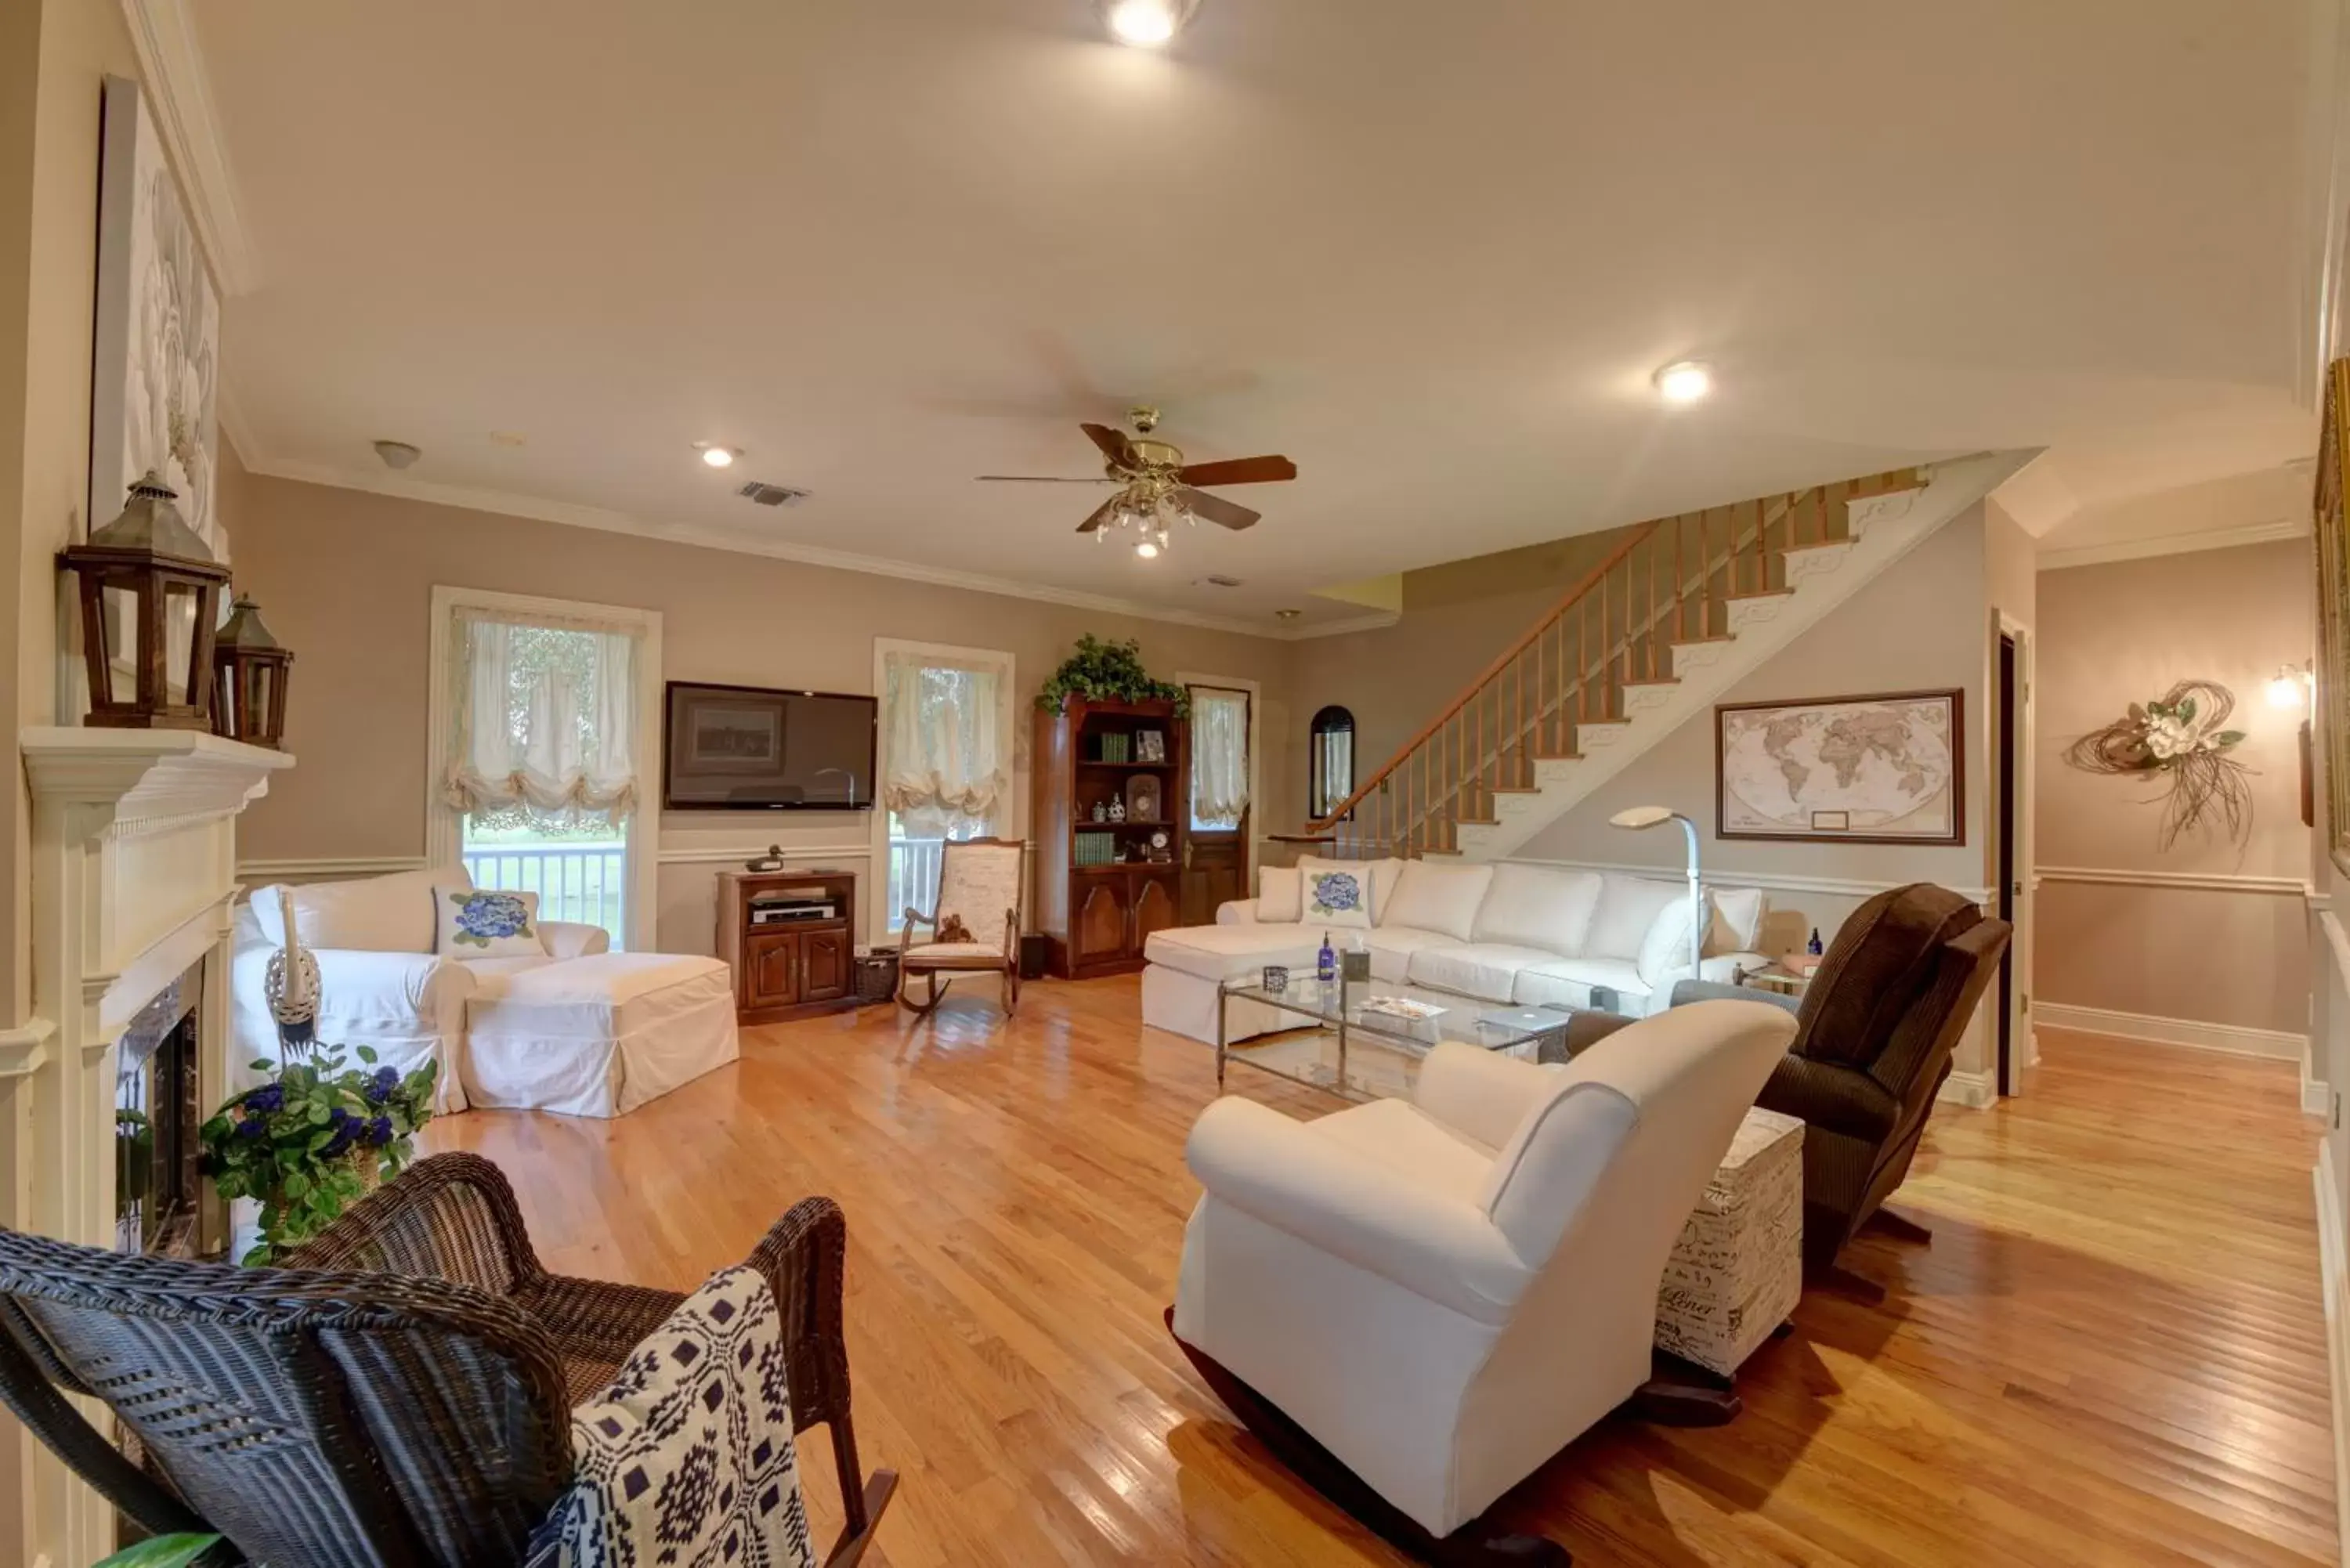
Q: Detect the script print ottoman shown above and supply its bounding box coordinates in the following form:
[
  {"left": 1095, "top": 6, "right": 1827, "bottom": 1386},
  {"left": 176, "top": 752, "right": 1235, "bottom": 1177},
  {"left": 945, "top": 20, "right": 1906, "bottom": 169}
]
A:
[{"left": 1655, "top": 1105, "right": 1804, "bottom": 1377}]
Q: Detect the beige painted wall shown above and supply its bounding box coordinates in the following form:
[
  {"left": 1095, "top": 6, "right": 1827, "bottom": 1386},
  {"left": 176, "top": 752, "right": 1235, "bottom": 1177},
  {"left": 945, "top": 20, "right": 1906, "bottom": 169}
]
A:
[
  {"left": 1509, "top": 508, "right": 2001, "bottom": 1073},
  {"left": 1282, "top": 524, "right": 1642, "bottom": 829},
  {"left": 2034, "top": 540, "right": 2313, "bottom": 1035},
  {"left": 230, "top": 471, "right": 1296, "bottom": 953}
]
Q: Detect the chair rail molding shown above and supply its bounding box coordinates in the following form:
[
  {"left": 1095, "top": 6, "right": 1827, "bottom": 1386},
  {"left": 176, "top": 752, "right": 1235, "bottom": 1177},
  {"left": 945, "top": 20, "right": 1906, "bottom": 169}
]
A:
[
  {"left": 239, "top": 854, "right": 430, "bottom": 883},
  {"left": 1502, "top": 855, "right": 1996, "bottom": 908},
  {"left": 2036, "top": 865, "right": 2313, "bottom": 897}
]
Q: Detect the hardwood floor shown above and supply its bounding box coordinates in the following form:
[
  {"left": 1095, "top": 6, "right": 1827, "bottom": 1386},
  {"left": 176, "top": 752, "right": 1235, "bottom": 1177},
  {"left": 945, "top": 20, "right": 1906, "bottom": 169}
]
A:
[{"left": 422, "top": 991, "right": 2340, "bottom": 1566}]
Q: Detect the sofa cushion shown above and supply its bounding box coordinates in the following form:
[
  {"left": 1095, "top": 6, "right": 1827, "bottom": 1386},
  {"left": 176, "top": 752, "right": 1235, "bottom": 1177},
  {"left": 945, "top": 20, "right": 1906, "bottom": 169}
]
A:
[
  {"left": 1360, "top": 926, "right": 1464, "bottom": 984},
  {"left": 1300, "top": 862, "right": 1374, "bottom": 930},
  {"left": 1472, "top": 864, "right": 1603, "bottom": 955},
  {"left": 1708, "top": 886, "right": 1766, "bottom": 952},
  {"left": 253, "top": 865, "right": 472, "bottom": 954},
  {"left": 1406, "top": 944, "right": 1564, "bottom": 1003},
  {"left": 1636, "top": 896, "right": 1703, "bottom": 988},
  {"left": 1145, "top": 923, "right": 1326, "bottom": 983},
  {"left": 1513, "top": 956, "right": 1648, "bottom": 1013},
  {"left": 1584, "top": 873, "right": 1683, "bottom": 962},
  {"left": 1257, "top": 865, "right": 1303, "bottom": 923},
  {"left": 1382, "top": 862, "right": 1494, "bottom": 943}
]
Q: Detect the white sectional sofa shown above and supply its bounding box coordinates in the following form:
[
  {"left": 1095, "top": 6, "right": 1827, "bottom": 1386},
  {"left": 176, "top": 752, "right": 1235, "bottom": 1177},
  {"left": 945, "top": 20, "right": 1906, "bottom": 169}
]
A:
[
  {"left": 231, "top": 866, "right": 739, "bottom": 1119},
  {"left": 1141, "top": 858, "right": 1770, "bottom": 1046}
]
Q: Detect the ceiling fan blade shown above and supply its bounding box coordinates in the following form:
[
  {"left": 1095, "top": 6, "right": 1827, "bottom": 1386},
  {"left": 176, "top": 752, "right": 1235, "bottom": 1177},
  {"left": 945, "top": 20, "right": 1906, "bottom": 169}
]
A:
[
  {"left": 1076, "top": 496, "right": 1125, "bottom": 533},
  {"left": 1175, "top": 454, "right": 1297, "bottom": 487},
  {"left": 1080, "top": 421, "right": 1141, "bottom": 469},
  {"left": 977, "top": 475, "right": 1118, "bottom": 483},
  {"left": 1179, "top": 487, "right": 1260, "bottom": 530}
]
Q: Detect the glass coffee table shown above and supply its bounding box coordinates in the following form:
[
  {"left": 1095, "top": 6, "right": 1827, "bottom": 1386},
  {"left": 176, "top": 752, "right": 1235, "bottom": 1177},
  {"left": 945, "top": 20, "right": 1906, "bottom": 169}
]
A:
[{"left": 1216, "top": 975, "right": 1577, "bottom": 1102}]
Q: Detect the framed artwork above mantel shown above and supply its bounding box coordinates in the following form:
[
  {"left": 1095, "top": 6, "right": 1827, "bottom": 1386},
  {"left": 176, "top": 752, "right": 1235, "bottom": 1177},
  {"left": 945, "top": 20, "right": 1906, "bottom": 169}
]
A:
[
  {"left": 2314, "top": 358, "right": 2350, "bottom": 876},
  {"left": 1715, "top": 688, "right": 1965, "bottom": 846}
]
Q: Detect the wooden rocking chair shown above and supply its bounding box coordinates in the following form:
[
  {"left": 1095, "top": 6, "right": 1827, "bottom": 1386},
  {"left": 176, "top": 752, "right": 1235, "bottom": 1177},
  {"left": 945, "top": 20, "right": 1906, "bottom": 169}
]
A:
[{"left": 897, "top": 836, "right": 1024, "bottom": 1019}]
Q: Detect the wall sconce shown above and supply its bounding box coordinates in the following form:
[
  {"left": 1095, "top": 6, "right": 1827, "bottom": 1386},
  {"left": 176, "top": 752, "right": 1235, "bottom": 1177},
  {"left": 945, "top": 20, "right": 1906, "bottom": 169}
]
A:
[{"left": 2267, "top": 663, "right": 2313, "bottom": 711}]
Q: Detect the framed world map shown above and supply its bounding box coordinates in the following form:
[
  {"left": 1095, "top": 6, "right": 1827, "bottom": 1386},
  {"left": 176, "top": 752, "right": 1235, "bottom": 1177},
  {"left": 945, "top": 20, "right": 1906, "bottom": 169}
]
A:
[{"left": 1716, "top": 689, "right": 1965, "bottom": 844}]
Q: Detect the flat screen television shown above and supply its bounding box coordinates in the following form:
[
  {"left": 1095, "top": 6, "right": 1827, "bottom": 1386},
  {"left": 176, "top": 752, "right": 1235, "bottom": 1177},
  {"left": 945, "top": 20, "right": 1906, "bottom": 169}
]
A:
[{"left": 662, "top": 682, "right": 878, "bottom": 811}]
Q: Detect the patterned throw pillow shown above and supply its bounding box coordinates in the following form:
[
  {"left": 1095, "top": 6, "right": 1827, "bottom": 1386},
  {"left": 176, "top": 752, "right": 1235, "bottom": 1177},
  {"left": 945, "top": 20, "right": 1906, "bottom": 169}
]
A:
[
  {"left": 434, "top": 887, "right": 543, "bottom": 958},
  {"left": 526, "top": 1265, "right": 816, "bottom": 1568},
  {"left": 1303, "top": 865, "right": 1372, "bottom": 930}
]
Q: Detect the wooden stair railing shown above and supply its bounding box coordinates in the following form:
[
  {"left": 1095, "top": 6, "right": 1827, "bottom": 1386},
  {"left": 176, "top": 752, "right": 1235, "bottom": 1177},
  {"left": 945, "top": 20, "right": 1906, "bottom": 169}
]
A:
[{"left": 1302, "top": 468, "right": 1922, "bottom": 859}]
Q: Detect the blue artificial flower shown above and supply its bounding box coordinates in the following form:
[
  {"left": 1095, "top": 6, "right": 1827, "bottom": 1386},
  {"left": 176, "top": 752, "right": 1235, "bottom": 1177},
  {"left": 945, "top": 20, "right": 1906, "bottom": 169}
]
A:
[
  {"left": 364, "top": 1066, "right": 400, "bottom": 1105},
  {"left": 235, "top": 1117, "right": 268, "bottom": 1140},
  {"left": 367, "top": 1115, "right": 395, "bottom": 1147},
  {"left": 244, "top": 1082, "right": 285, "bottom": 1115},
  {"left": 448, "top": 891, "right": 533, "bottom": 948}
]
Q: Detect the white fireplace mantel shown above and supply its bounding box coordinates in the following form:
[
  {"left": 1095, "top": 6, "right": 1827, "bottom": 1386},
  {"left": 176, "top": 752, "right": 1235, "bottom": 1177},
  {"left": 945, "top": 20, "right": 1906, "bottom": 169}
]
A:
[{"left": 9, "top": 727, "right": 291, "bottom": 1568}]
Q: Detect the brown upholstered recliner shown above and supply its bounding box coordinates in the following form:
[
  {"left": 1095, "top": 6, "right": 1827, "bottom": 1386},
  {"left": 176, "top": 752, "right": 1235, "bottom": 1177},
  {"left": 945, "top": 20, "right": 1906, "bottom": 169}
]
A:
[{"left": 1579, "top": 883, "right": 2012, "bottom": 1271}]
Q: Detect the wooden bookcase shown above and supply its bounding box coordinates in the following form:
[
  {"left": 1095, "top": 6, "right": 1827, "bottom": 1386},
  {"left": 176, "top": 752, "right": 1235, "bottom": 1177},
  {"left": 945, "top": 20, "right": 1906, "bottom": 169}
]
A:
[{"left": 1032, "top": 697, "right": 1188, "bottom": 980}]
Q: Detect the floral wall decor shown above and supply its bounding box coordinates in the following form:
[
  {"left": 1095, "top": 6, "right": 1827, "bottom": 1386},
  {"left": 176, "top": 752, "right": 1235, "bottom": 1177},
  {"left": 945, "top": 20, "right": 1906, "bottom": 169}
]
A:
[{"left": 2063, "top": 679, "right": 2252, "bottom": 850}]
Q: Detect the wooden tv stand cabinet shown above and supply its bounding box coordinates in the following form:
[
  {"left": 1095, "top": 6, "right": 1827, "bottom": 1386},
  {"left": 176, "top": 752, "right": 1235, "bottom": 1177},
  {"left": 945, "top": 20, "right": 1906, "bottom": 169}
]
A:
[{"left": 718, "top": 869, "right": 861, "bottom": 1024}]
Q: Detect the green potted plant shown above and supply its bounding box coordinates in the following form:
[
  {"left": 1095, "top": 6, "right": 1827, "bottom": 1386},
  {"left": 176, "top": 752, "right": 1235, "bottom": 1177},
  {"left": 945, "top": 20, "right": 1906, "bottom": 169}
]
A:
[
  {"left": 200, "top": 1046, "right": 437, "bottom": 1265},
  {"left": 1036, "top": 635, "right": 1189, "bottom": 716}
]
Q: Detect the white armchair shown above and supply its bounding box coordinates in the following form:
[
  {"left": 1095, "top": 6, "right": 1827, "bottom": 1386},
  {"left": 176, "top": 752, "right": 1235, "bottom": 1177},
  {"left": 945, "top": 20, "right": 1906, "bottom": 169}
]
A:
[{"left": 1170, "top": 1000, "right": 1797, "bottom": 1564}]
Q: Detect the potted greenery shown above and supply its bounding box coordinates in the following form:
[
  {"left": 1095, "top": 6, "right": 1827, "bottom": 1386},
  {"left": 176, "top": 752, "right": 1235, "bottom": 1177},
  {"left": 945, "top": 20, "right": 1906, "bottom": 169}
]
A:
[
  {"left": 200, "top": 1046, "right": 437, "bottom": 1265},
  {"left": 1036, "top": 634, "right": 1189, "bottom": 716}
]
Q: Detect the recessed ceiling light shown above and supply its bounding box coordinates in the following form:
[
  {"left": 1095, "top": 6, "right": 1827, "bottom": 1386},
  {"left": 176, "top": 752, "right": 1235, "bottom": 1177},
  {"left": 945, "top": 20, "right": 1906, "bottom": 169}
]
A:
[
  {"left": 489, "top": 430, "right": 527, "bottom": 447},
  {"left": 1274, "top": 609, "right": 1303, "bottom": 621},
  {"left": 696, "top": 443, "right": 739, "bottom": 469},
  {"left": 1104, "top": 0, "right": 1190, "bottom": 47},
  {"left": 1653, "top": 361, "right": 1714, "bottom": 406}
]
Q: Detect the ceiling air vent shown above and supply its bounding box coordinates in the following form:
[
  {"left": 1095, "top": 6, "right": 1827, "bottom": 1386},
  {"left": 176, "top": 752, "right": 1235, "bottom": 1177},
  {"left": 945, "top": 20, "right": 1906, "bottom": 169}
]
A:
[{"left": 736, "top": 481, "right": 809, "bottom": 508}]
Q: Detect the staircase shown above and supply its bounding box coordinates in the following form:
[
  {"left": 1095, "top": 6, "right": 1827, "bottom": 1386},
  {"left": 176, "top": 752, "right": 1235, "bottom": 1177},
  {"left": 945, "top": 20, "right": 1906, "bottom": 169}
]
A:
[{"left": 1300, "top": 450, "right": 2027, "bottom": 862}]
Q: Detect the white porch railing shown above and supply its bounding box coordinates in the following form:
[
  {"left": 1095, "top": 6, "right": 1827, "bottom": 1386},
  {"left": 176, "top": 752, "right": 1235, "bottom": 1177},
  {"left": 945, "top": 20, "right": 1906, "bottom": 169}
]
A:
[
  {"left": 465, "top": 841, "right": 627, "bottom": 943},
  {"left": 888, "top": 838, "right": 945, "bottom": 937}
]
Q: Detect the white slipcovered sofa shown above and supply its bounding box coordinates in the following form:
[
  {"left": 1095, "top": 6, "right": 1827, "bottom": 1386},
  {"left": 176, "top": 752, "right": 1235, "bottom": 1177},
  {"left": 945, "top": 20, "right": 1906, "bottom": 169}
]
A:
[
  {"left": 1141, "top": 858, "right": 1770, "bottom": 1046},
  {"left": 1173, "top": 1001, "right": 1798, "bottom": 1546},
  {"left": 231, "top": 866, "right": 739, "bottom": 1119}
]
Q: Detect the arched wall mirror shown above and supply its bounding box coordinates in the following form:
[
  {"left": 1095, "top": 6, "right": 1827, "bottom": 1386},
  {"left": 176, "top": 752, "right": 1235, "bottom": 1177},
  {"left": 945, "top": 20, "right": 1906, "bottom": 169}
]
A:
[{"left": 1309, "top": 705, "right": 1355, "bottom": 819}]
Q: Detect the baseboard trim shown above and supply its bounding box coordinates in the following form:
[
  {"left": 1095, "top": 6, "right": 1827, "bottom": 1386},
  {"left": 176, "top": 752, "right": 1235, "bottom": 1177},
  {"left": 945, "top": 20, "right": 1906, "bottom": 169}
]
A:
[
  {"left": 2316, "top": 1140, "right": 2350, "bottom": 1568},
  {"left": 2309, "top": 1039, "right": 2336, "bottom": 1120},
  {"left": 1936, "top": 1068, "right": 1997, "bottom": 1110},
  {"left": 239, "top": 854, "right": 428, "bottom": 882},
  {"left": 2034, "top": 1002, "right": 2306, "bottom": 1061}
]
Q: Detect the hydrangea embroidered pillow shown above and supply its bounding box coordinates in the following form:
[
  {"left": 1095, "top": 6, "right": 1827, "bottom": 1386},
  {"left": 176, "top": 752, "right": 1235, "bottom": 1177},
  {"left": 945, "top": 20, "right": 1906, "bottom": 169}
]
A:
[
  {"left": 1302, "top": 866, "right": 1372, "bottom": 930},
  {"left": 434, "top": 887, "right": 543, "bottom": 958}
]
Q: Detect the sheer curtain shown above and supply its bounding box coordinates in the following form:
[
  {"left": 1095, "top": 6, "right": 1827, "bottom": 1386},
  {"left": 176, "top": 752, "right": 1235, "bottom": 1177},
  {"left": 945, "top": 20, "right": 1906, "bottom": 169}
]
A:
[
  {"left": 442, "top": 610, "right": 642, "bottom": 829},
  {"left": 881, "top": 652, "right": 1006, "bottom": 838},
  {"left": 1191, "top": 688, "right": 1251, "bottom": 829}
]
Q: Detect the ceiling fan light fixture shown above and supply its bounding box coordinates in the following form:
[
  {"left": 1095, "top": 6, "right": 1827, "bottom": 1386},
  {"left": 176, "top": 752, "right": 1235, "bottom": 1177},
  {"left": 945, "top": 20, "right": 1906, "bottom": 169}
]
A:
[
  {"left": 1104, "top": 0, "right": 1189, "bottom": 47},
  {"left": 1652, "top": 360, "right": 1714, "bottom": 406},
  {"left": 1135, "top": 538, "right": 1162, "bottom": 559}
]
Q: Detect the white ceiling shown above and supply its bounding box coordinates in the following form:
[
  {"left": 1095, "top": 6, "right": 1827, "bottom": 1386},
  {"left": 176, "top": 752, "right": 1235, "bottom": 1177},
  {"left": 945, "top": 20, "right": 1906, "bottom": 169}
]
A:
[{"left": 189, "top": 0, "right": 2327, "bottom": 630}]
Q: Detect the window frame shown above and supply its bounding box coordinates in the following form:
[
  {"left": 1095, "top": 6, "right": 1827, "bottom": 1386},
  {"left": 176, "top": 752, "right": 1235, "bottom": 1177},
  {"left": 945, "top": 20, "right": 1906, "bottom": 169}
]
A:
[
  {"left": 870, "top": 637, "right": 1018, "bottom": 946},
  {"left": 1176, "top": 671, "right": 1263, "bottom": 879},
  {"left": 424, "top": 586, "right": 663, "bottom": 949}
]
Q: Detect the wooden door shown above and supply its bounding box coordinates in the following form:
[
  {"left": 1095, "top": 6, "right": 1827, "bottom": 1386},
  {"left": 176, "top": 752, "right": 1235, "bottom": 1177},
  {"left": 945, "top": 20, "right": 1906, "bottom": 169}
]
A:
[
  {"left": 1181, "top": 685, "right": 1251, "bottom": 926},
  {"left": 744, "top": 930, "right": 800, "bottom": 1008},
  {"left": 1072, "top": 876, "right": 1132, "bottom": 967},
  {"left": 800, "top": 928, "right": 849, "bottom": 1002},
  {"left": 1131, "top": 873, "right": 1179, "bottom": 952}
]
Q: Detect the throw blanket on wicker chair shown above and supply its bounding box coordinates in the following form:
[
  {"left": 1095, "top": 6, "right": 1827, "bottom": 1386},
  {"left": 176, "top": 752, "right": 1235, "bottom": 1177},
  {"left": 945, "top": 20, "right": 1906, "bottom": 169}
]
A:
[{"left": 528, "top": 1265, "right": 817, "bottom": 1568}]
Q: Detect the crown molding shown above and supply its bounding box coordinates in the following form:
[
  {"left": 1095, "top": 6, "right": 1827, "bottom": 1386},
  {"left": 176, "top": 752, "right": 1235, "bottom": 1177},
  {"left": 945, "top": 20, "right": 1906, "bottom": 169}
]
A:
[
  {"left": 246, "top": 457, "right": 1396, "bottom": 642},
  {"left": 2037, "top": 517, "right": 2308, "bottom": 572},
  {"left": 119, "top": 0, "right": 258, "bottom": 296}
]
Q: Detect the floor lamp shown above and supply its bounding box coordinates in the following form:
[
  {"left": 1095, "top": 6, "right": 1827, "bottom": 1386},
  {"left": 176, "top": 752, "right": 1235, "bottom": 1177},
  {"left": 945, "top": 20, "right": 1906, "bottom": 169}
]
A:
[{"left": 1609, "top": 806, "right": 1705, "bottom": 980}]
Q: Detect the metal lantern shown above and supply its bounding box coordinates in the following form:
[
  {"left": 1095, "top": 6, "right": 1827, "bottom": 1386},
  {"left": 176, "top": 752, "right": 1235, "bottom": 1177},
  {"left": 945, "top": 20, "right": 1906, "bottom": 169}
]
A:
[
  {"left": 58, "top": 471, "right": 230, "bottom": 730},
  {"left": 211, "top": 594, "right": 294, "bottom": 748}
]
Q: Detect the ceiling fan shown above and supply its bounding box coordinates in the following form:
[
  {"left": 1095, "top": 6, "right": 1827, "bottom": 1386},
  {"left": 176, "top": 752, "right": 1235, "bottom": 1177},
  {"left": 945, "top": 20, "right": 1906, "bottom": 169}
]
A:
[{"left": 978, "top": 406, "right": 1297, "bottom": 558}]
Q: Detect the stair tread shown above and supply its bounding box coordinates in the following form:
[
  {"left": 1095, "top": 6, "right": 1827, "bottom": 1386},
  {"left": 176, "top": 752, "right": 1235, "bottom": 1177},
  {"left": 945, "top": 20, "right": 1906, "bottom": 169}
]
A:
[
  {"left": 1531, "top": 750, "right": 1584, "bottom": 761},
  {"left": 1722, "top": 587, "right": 1795, "bottom": 602},
  {"left": 1621, "top": 676, "right": 1681, "bottom": 688},
  {"left": 1670, "top": 633, "right": 1738, "bottom": 645}
]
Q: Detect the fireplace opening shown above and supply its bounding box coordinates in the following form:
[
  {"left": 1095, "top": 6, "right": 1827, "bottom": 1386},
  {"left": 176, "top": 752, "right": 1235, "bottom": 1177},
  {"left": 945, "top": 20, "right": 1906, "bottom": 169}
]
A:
[{"left": 114, "top": 964, "right": 210, "bottom": 1258}]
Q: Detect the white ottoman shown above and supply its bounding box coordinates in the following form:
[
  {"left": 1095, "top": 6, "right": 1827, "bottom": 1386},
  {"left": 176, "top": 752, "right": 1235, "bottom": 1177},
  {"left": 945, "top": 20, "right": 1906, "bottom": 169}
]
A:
[
  {"left": 1655, "top": 1106, "right": 1804, "bottom": 1377},
  {"left": 462, "top": 952, "right": 739, "bottom": 1118}
]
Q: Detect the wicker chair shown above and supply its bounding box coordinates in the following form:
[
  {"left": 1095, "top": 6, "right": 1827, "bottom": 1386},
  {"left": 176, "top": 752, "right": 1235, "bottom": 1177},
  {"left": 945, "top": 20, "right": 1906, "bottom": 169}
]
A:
[
  {"left": 897, "top": 835, "right": 1024, "bottom": 1018},
  {"left": 0, "top": 1153, "right": 895, "bottom": 1568}
]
